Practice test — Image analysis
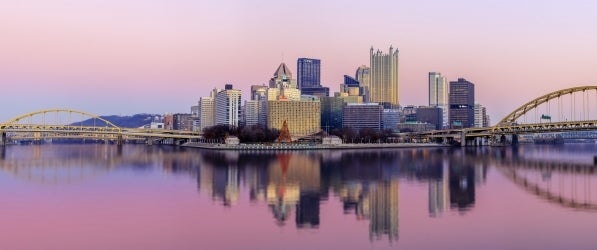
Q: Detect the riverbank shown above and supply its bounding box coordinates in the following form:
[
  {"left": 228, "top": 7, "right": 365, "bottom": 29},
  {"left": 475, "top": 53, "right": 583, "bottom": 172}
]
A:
[{"left": 183, "top": 142, "right": 449, "bottom": 151}]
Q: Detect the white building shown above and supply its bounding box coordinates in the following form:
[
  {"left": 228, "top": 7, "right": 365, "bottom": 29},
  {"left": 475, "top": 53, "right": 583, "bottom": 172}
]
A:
[
  {"left": 474, "top": 103, "right": 488, "bottom": 127},
  {"left": 429, "top": 72, "right": 449, "bottom": 129},
  {"left": 215, "top": 84, "right": 242, "bottom": 127}
]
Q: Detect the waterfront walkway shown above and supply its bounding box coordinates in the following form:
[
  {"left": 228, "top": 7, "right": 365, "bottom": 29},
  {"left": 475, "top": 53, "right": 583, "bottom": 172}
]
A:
[{"left": 183, "top": 142, "right": 447, "bottom": 151}]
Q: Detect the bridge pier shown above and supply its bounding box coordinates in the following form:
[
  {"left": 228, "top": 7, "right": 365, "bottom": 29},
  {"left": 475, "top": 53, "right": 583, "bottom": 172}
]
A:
[
  {"left": 0, "top": 131, "right": 5, "bottom": 146},
  {"left": 511, "top": 134, "right": 519, "bottom": 146},
  {"left": 117, "top": 134, "right": 123, "bottom": 146},
  {"left": 460, "top": 130, "right": 467, "bottom": 147}
]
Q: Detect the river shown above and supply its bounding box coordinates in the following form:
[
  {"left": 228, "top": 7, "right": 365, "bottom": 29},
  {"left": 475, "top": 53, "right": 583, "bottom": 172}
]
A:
[{"left": 0, "top": 143, "right": 596, "bottom": 249}]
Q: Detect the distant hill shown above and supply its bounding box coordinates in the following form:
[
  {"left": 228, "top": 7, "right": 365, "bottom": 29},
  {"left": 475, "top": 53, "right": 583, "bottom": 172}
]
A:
[{"left": 74, "top": 114, "right": 159, "bottom": 128}]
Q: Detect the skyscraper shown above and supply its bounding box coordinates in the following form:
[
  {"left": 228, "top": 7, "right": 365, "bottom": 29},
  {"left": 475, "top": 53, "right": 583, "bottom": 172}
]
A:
[
  {"left": 370, "top": 46, "right": 399, "bottom": 106},
  {"left": 268, "top": 62, "right": 300, "bottom": 101},
  {"left": 449, "top": 78, "right": 475, "bottom": 128},
  {"left": 297, "top": 58, "right": 321, "bottom": 89},
  {"left": 355, "top": 66, "right": 370, "bottom": 103},
  {"left": 429, "top": 72, "right": 449, "bottom": 129},
  {"left": 215, "top": 84, "right": 242, "bottom": 127},
  {"left": 474, "top": 104, "right": 488, "bottom": 127},
  {"left": 297, "top": 58, "right": 329, "bottom": 97}
]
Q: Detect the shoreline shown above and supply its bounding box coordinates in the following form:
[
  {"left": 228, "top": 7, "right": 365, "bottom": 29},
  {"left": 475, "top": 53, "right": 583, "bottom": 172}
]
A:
[{"left": 183, "top": 142, "right": 450, "bottom": 151}]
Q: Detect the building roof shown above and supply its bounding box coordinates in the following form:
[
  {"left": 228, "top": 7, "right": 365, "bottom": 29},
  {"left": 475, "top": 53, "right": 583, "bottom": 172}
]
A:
[{"left": 273, "top": 62, "right": 292, "bottom": 78}]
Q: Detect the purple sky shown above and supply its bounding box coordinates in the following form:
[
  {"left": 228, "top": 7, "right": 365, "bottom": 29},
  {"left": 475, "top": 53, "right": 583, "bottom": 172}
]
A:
[{"left": 1, "top": 0, "right": 596, "bottom": 123}]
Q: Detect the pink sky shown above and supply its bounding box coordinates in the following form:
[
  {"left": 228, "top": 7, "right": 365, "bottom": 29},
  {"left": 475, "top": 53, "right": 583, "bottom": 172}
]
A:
[{"left": 1, "top": 0, "right": 596, "bottom": 123}]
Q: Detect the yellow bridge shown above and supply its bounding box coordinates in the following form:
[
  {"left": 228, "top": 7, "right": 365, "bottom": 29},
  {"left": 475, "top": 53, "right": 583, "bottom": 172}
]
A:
[
  {"left": 0, "top": 109, "right": 202, "bottom": 145},
  {"left": 415, "top": 86, "right": 597, "bottom": 146}
]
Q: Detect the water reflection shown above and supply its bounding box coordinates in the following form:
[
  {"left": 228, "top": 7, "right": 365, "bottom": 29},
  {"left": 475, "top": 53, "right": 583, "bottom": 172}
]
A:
[{"left": 1, "top": 144, "right": 596, "bottom": 246}]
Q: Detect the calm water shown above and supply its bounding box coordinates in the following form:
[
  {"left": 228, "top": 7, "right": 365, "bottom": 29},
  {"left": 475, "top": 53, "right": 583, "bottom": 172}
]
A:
[{"left": 1, "top": 144, "right": 597, "bottom": 249}]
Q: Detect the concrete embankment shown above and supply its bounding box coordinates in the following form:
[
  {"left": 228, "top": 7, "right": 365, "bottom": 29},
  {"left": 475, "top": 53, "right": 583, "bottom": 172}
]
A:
[{"left": 183, "top": 142, "right": 448, "bottom": 151}]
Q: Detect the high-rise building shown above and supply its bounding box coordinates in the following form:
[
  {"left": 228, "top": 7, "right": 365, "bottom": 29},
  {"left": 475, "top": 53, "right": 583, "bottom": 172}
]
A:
[
  {"left": 199, "top": 89, "right": 218, "bottom": 132},
  {"left": 268, "top": 62, "right": 300, "bottom": 101},
  {"left": 244, "top": 100, "right": 260, "bottom": 127},
  {"left": 449, "top": 78, "right": 475, "bottom": 128},
  {"left": 297, "top": 58, "right": 329, "bottom": 97},
  {"left": 247, "top": 85, "right": 268, "bottom": 126},
  {"left": 356, "top": 66, "right": 370, "bottom": 102},
  {"left": 215, "top": 84, "right": 242, "bottom": 127},
  {"left": 429, "top": 72, "right": 449, "bottom": 128},
  {"left": 474, "top": 104, "right": 488, "bottom": 128},
  {"left": 370, "top": 46, "right": 399, "bottom": 106},
  {"left": 297, "top": 58, "right": 321, "bottom": 89}
]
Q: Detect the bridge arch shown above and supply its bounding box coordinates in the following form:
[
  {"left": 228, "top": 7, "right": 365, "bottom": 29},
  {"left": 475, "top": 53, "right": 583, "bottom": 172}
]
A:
[
  {"left": 1, "top": 109, "right": 121, "bottom": 131},
  {"left": 498, "top": 86, "right": 597, "bottom": 126}
]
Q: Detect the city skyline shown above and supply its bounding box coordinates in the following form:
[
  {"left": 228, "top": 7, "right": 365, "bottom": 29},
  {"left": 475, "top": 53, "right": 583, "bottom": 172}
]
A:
[{"left": 1, "top": 1, "right": 597, "bottom": 122}]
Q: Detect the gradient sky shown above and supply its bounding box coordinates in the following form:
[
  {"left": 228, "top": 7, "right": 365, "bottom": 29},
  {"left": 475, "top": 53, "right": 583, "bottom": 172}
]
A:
[{"left": 1, "top": 0, "right": 596, "bottom": 123}]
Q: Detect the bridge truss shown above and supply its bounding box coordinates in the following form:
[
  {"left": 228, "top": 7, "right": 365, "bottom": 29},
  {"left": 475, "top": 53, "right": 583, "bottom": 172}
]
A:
[{"left": 0, "top": 109, "right": 202, "bottom": 145}]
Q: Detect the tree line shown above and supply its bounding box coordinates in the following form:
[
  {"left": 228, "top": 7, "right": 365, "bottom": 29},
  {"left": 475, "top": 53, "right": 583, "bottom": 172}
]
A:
[{"left": 202, "top": 124, "right": 398, "bottom": 144}]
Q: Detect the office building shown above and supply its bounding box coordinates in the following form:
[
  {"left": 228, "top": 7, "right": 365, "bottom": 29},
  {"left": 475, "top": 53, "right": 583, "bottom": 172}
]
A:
[
  {"left": 342, "top": 103, "right": 383, "bottom": 131},
  {"left": 356, "top": 66, "right": 370, "bottom": 102},
  {"left": 320, "top": 96, "right": 344, "bottom": 132},
  {"left": 244, "top": 100, "right": 260, "bottom": 127},
  {"left": 297, "top": 58, "right": 321, "bottom": 89},
  {"left": 449, "top": 78, "right": 475, "bottom": 128},
  {"left": 383, "top": 109, "right": 400, "bottom": 131},
  {"left": 215, "top": 84, "right": 242, "bottom": 127},
  {"left": 198, "top": 89, "right": 219, "bottom": 132},
  {"left": 474, "top": 104, "right": 489, "bottom": 127},
  {"left": 370, "top": 46, "right": 399, "bottom": 106},
  {"left": 297, "top": 58, "right": 329, "bottom": 97},
  {"left": 268, "top": 62, "right": 300, "bottom": 101},
  {"left": 267, "top": 100, "right": 321, "bottom": 137},
  {"left": 416, "top": 106, "right": 443, "bottom": 130},
  {"left": 429, "top": 72, "right": 449, "bottom": 128}
]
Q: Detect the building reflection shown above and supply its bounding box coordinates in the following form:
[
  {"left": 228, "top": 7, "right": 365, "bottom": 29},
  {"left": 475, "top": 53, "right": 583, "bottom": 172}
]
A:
[
  {"left": 266, "top": 153, "right": 321, "bottom": 227},
  {"left": 428, "top": 160, "right": 449, "bottom": 217},
  {"left": 191, "top": 148, "right": 492, "bottom": 242}
]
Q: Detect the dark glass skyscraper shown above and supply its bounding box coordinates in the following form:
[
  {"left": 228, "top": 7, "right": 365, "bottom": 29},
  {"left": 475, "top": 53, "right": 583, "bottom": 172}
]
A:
[
  {"left": 449, "top": 78, "right": 475, "bottom": 128},
  {"left": 297, "top": 58, "right": 329, "bottom": 97},
  {"left": 297, "top": 58, "right": 321, "bottom": 89}
]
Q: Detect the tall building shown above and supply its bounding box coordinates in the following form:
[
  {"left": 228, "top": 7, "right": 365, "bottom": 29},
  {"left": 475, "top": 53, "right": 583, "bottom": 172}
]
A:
[
  {"left": 474, "top": 104, "right": 488, "bottom": 128},
  {"left": 297, "top": 58, "right": 321, "bottom": 89},
  {"left": 342, "top": 103, "right": 383, "bottom": 131},
  {"left": 356, "top": 66, "right": 370, "bottom": 102},
  {"left": 246, "top": 85, "right": 268, "bottom": 127},
  {"left": 297, "top": 58, "right": 329, "bottom": 97},
  {"left": 215, "top": 84, "right": 242, "bottom": 127},
  {"left": 268, "top": 62, "right": 300, "bottom": 101},
  {"left": 429, "top": 72, "right": 449, "bottom": 129},
  {"left": 244, "top": 100, "right": 260, "bottom": 127},
  {"left": 449, "top": 78, "right": 475, "bottom": 128},
  {"left": 198, "top": 89, "right": 218, "bottom": 132},
  {"left": 370, "top": 46, "right": 399, "bottom": 106}
]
